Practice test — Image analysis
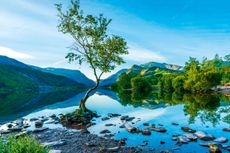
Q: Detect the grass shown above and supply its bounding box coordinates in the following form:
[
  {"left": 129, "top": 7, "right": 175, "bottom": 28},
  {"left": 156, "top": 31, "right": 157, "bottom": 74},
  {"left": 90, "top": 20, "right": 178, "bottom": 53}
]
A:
[{"left": 0, "top": 135, "right": 49, "bottom": 153}]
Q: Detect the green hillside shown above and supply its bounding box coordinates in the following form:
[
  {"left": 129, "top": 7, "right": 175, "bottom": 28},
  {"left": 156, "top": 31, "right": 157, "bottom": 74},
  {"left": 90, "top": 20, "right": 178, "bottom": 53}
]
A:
[{"left": 0, "top": 64, "right": 87, "bottom": 92}]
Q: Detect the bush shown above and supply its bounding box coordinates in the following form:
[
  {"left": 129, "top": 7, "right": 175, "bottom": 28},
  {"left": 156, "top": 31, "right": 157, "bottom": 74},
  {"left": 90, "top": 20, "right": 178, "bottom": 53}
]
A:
[{"left": 0, "top": 135, "right": 49, "bottom": 153}]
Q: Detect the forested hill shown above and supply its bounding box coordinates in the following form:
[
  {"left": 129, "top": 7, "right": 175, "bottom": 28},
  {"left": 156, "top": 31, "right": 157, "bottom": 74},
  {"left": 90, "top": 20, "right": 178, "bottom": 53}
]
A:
[{"left": 0, "top": 56, "right": 87, "bottom": 92}]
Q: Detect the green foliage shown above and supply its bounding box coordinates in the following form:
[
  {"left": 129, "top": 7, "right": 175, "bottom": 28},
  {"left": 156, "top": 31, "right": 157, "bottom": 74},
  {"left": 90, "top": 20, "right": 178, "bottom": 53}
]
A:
[
  {"left": 172, "top": 75, "right": 185, "bottom": 93},
  {"left": 116, "top": 73, "right": 133, "bottom": 90},
  {"left": 0, "top": 135, "right": 49, "bottom": 153},
  {"left": 56, "top": 0, "right": 128, "bottom": 83},
  {"left": 131, "top": 76, "right": 152, "bottom": 94},
  {"left": 158, "top": 73, "right": 174, "bottom": 93}
]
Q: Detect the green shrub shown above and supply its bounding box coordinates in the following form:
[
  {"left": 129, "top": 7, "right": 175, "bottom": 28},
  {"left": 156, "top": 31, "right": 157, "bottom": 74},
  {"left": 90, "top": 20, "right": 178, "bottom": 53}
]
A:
[{"left": 0, "top": 135, "right": 49, "bottom": 153}]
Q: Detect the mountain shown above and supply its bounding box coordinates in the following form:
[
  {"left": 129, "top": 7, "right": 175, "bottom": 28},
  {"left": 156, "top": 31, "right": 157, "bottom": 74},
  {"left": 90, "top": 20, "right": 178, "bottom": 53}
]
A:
[
  {"left": 140, "top": 62, "right": 183, "bottom": 71},
  {"left": 38, "top": 67, "right": 95, "bottom": 86},
  {"left": 0, "top": 55, "right": 30, "bottom": 69},
  {"left": 0, "top": 56, "right": 86, "bottom": 92},
  {"left": 100, "top": 69, "right": 128, "bottom": 86}
]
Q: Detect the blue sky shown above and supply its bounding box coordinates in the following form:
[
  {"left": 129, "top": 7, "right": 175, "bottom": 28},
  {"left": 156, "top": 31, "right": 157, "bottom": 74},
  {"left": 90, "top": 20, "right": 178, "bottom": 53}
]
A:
[{"left": 0, "top": 0, "right": 230, "bottom": 79}]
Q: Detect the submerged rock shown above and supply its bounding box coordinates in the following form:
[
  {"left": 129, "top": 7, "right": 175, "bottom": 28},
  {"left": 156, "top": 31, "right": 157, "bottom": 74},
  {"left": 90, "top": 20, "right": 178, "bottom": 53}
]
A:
[{"left": 181, "top": 127, "right": 196, "bottom": 133}]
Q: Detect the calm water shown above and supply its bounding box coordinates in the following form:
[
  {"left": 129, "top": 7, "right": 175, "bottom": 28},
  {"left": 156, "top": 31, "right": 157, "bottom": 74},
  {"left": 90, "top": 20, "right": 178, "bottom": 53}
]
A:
[{"left": 0, "top": 89, "right": 229, "bottom": 152}]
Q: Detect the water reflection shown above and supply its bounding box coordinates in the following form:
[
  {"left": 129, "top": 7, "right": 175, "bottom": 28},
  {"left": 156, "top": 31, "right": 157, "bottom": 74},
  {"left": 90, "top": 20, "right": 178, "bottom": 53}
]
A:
[{"left": 116, "top": 90, "right": 230, "bottom": 126}]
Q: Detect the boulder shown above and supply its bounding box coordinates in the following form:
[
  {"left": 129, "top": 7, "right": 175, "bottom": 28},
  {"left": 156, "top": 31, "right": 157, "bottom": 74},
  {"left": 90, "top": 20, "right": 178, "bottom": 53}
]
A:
[{"left": 143, "top": 123, "right": 149, "bottom": 126}]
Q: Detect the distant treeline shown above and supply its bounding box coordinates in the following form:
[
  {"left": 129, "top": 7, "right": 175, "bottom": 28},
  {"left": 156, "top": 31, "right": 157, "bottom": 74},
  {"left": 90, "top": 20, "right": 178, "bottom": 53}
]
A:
[{"left": 112, "top": 54, "right": 230, "bottom": 94}]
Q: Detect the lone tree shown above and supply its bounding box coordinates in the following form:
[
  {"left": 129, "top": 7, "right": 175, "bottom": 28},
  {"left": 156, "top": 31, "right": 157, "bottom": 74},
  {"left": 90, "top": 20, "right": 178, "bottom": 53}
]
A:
[{"left": 56, "top": 0, "right": 128, "bottom": 112}]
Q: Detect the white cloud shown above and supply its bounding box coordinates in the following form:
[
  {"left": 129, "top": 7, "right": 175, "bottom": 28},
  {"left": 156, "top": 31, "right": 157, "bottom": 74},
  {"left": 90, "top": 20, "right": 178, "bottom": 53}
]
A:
[
  {"left": 124, "top": 45, "right": 167, "bottom": 63},
  {"left": 0, "top": 46, "right": 34, "bottom": 59}
]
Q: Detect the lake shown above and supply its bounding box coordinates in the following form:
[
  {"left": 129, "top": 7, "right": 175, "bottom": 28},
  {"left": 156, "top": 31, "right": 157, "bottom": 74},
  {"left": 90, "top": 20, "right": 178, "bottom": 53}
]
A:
[{"left": 0, "top": 89, "right": 229, "bottom": 152}]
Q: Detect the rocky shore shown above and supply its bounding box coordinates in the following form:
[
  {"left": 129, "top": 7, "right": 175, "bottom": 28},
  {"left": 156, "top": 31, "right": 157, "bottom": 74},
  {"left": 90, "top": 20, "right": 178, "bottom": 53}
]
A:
[{"left": 0, "top": 113, "right": 230, "bottom": 153}]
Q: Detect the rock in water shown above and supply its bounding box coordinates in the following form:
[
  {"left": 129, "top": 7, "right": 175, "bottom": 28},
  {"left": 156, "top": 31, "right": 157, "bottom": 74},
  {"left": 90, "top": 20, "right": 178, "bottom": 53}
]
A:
[
  {"left": 181, "top": 127, "right": 196, "bottom": 133},
  {"left": 183, "top": 133, "right": 197, "bottom": 141},
  {"left": 100, "top": 129, "right": 111, "bottom": 134},
  {"left": 194, "top": 131, "right": 206, "bottom": 138},
  {"left": 150, "top": 127, "right": 167, "bottom": 133},
  {"left": 125, "top": 126, "right": 139, "bottom": 133},
  {"left": 35, "top": 120, "right": 43, "bottom": 128},
  {"left": 142, "top": 128, "right": 151, "bottom": 136},
  {"left": 214, "top": 137, "right": 228, "bottom": 143},
  {"left": 178, "top": 136, "right": 190, "bottom": 144}
]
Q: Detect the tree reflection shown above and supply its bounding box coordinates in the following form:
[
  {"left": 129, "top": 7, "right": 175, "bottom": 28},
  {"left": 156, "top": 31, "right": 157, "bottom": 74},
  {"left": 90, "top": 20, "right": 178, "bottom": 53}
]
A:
[{"left": 116, "top": 89, "right": 230, "bottom": 126}]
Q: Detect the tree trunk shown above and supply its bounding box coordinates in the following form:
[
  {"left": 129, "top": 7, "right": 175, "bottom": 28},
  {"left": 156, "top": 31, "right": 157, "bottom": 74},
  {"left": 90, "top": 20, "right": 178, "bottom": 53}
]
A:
[{"left": 79, "top": 80, "right": 99, "bottom": 112}]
